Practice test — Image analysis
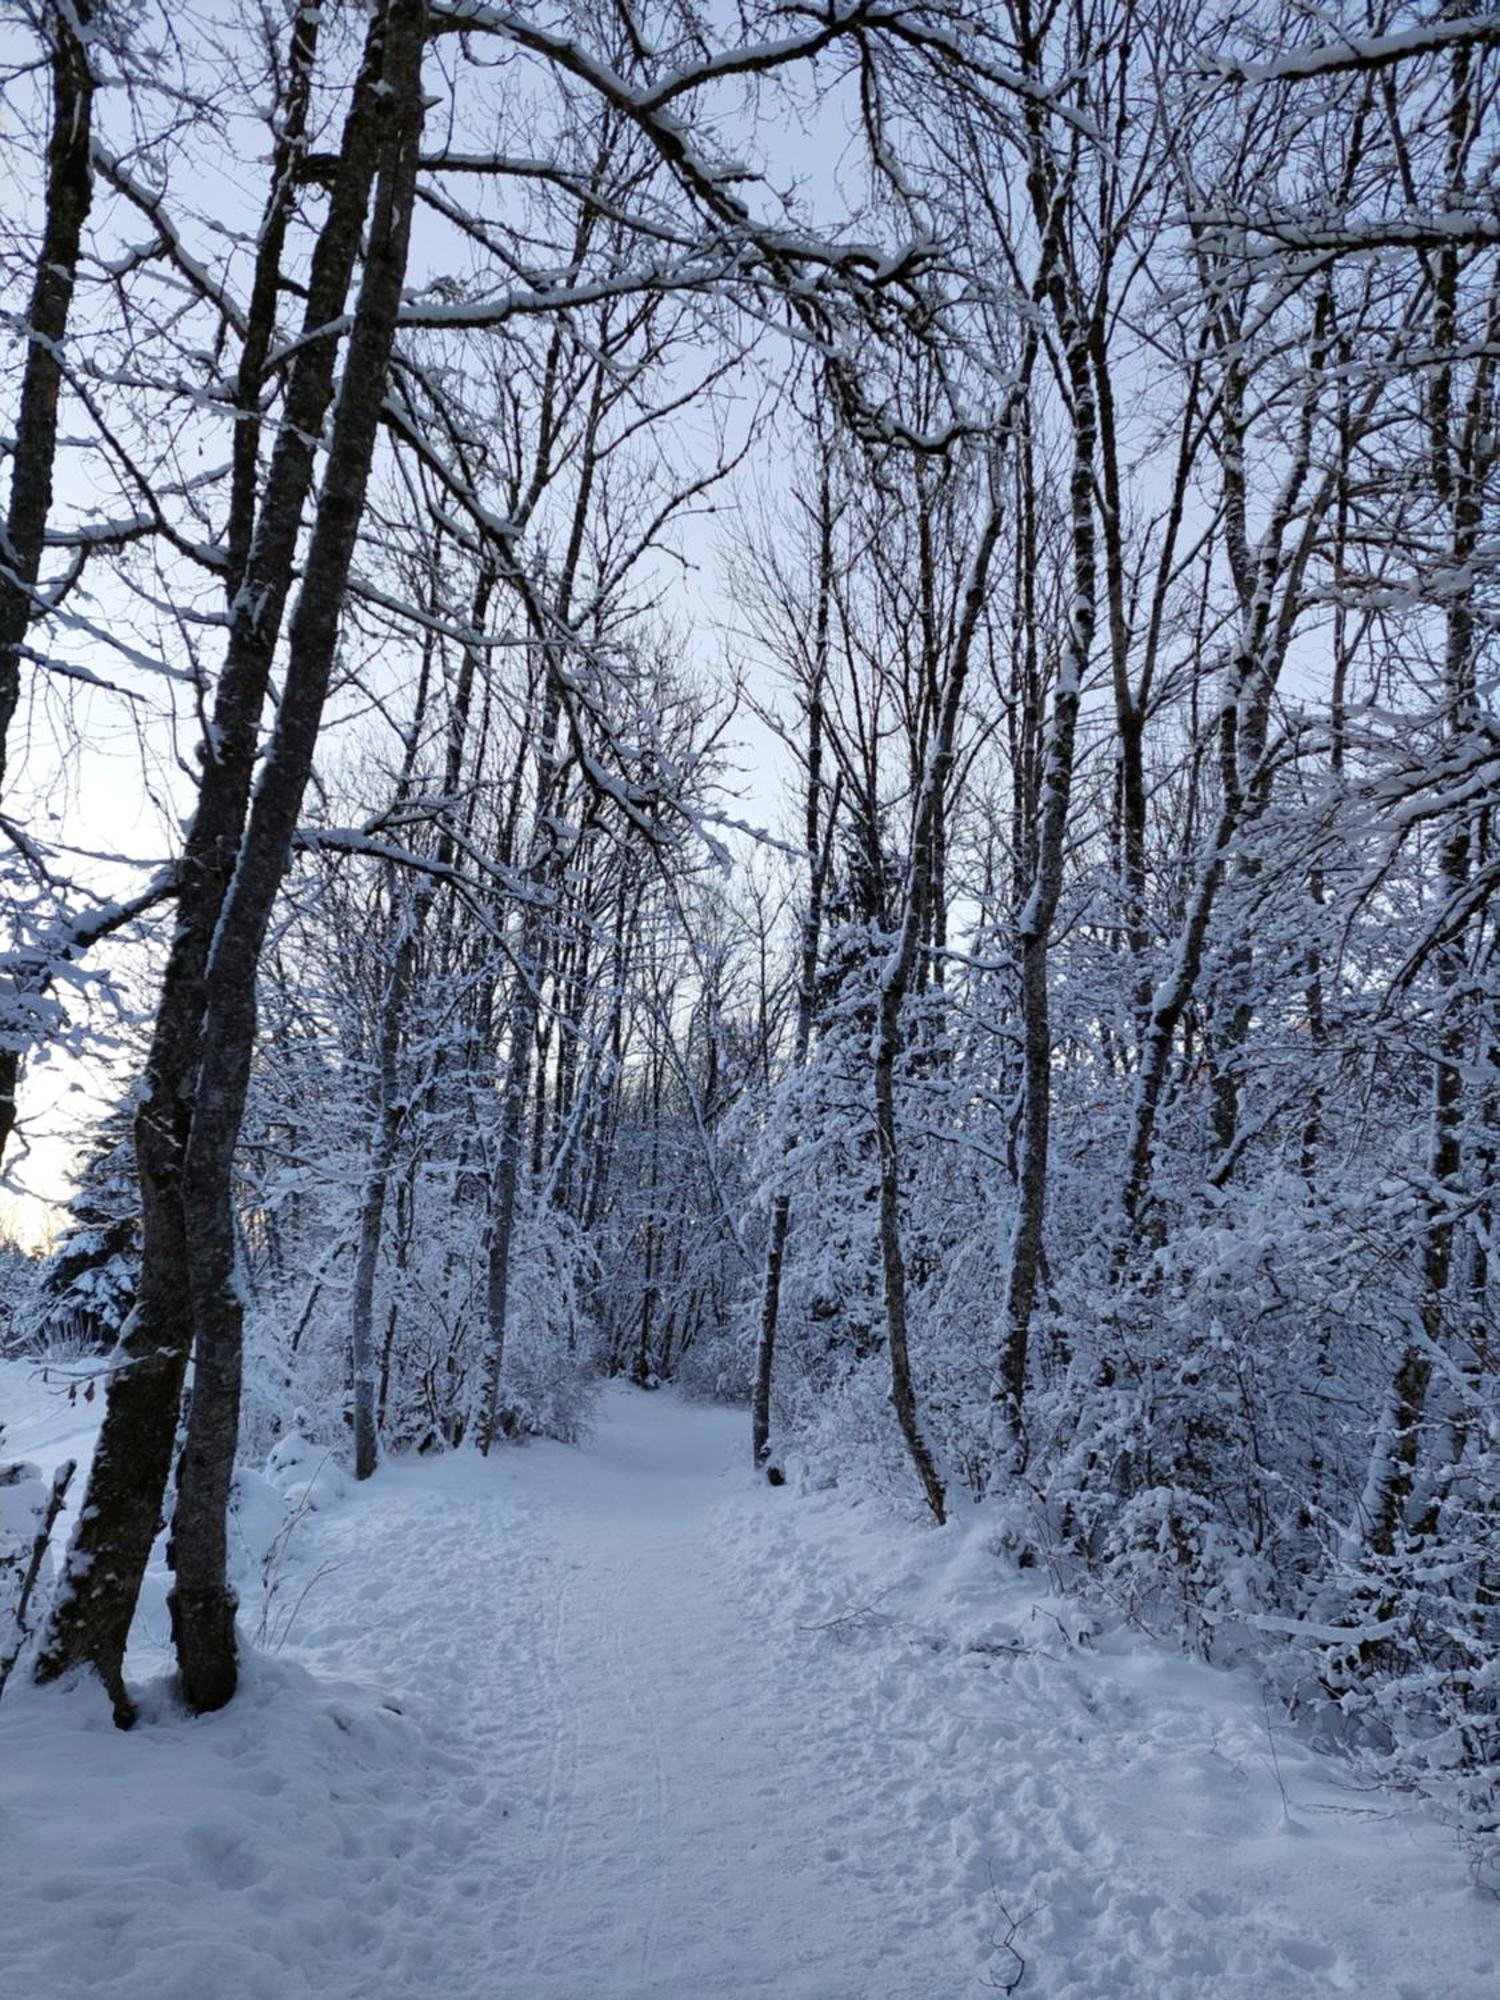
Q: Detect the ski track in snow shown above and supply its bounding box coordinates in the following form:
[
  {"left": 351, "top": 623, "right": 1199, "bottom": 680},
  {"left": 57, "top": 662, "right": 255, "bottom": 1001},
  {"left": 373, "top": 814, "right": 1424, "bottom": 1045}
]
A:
[{"left": 1, "top": 1372, "right": 1495, "bottom": 1999}]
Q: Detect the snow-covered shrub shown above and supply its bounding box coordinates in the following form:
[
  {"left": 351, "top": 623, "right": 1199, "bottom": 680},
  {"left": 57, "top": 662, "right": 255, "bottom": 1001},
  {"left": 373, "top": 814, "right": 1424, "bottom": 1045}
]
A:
[
  {"left": 496, "top": 1208, "right": 599, "bottom": 1444},
  {"left": 1302, "top": 1433, "right": 1500, "bottom": 1885},
  {"left": 0, "top": 1233, "right": 41, "bottom": 1354}
]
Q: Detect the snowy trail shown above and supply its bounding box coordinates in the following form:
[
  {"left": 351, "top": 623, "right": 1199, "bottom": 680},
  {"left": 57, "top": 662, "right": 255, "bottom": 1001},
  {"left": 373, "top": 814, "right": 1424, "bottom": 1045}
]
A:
[
  {"left": 296, "top": 1392, "right": 969, "bottom": 1998},
  {"left": 3, "top": 1376, "right": 1495, "bottom": 1998}
]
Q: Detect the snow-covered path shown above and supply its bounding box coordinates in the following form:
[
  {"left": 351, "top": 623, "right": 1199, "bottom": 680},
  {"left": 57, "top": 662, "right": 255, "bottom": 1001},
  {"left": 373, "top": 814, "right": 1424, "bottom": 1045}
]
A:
[
  {"left": 382, "top": 1391, "right": 964, "bottom": 1998},
  {"left": 3, "top": 1377, "right": 1495, "bottom": 1998}
]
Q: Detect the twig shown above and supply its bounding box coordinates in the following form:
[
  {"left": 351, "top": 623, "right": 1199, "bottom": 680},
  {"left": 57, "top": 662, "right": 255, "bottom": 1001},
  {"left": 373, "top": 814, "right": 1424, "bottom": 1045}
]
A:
[
  {"left": 982, "top": 1861, "right": 1042, "bottom": 1994},
  {"left": 265, "top": 1560, "right": 343, "bottom": 1652},
  {"left": 795, "top": 1582, "right": 898, "bottom": 1634},
  {"left": 1262, "top": 1689, "right": 1296, "bottom": 1826}
]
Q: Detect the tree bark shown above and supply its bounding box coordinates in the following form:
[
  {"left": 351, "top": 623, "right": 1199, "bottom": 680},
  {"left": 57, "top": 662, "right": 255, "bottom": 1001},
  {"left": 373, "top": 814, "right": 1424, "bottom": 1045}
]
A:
[
  {"left": 0, "top": 0, "right": 95, "bottom": 1164},
  {"left": 751, "top": 472, "right": 834, "bottom": 1477},
  {"left": 170, "top": 0, "right": 429, "bottom": 1713},
  {"left": 34, "top": 0, "right": 417, "bottom": 1717},
  {"left": 871, "top": 469, "right": 1009, "bottom": 1525},
  {"left": 1364, "top": 43, "right": 1486, "bottom": 1554},
  {"left": 0, "top": 0, "right": 94, "bottom": 797},
  {"left": 999, "top": 326, "right": 1094, "bottom": 1435},
  {"left": 350, "top": 567, "right": 489, "bottom": 1478}
]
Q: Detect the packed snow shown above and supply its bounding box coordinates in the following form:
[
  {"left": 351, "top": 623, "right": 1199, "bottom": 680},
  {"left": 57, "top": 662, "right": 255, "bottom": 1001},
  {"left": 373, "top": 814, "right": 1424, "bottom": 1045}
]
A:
[{"left": 1, "top": 1362, "right": 1494, "bottom": 1998}]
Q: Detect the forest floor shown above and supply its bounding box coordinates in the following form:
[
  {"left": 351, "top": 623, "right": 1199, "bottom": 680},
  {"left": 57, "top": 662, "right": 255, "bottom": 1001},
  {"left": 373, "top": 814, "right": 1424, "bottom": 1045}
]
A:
[{"left": 1, "top": 1365, "right": 1495, "bottom": 1999}]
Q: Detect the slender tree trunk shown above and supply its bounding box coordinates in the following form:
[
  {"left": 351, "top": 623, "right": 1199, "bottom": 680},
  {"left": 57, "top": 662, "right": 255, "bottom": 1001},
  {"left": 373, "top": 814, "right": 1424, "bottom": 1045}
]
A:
[
  {"left": 0, "top": 0, "right": 94, "bottom": 797},
  {"left": 475, "top": 367, "right": 605, "bottom": 1443},
  {"left": 0, "top": 0, "right": 94, "bottom": 1163},
  {"left": 1112, "top": 303, "right": 1330, "bottom": 1254},
  {"left": 1363, "top": 66, "right": 1488, "bottom": 1551},
  {"left": 349, "top": 566, "right": 488, "bottom": 1477},
  {"left": 633, "top": 1053, "right": 665, "bottom": 1387},
  {"left": 871, "top": 467, "right": 1010, "bottom": 1524},
  {"left": 349, "top": 925, "right": 414, "bottom": 1481},
  {"left": 477, "top": 663, "right": 568, "bottom": 1449},
  {"left": 872, "top": 1015, "right": 947, "bottom": 1524},
  {"left": 999, "top": 327, "right": 1095, "bottom": 1434},
  {"left": 1089, "top": 309, "right": 1152, "bottom": 1023},
  {"left": 751, "top": 473, "right": 834, "bottom": 1476},
  {"left": 477, "top": 976, "right": 542, "bottom": 1446}
]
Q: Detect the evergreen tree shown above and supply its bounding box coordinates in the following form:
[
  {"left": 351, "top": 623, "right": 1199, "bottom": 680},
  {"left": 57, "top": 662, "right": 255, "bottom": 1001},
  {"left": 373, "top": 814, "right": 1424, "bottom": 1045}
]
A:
[{"left": 35, "top": 1103, "right": 138, "bottom": 1352}]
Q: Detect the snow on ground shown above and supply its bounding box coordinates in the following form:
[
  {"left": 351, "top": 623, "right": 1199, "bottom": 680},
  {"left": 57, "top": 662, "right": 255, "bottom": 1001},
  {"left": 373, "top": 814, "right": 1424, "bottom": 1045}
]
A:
[
  {"left": 1, "top": 1357, "right": 104, "bottom": 1531},
  {"left": 1, "top": 1362, "right": 1494, "bottom": 1998}
]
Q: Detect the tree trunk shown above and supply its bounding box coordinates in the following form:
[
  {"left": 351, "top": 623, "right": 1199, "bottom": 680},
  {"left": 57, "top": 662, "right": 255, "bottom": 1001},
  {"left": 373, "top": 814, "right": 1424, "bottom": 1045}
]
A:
[
  {"left": 169, "top": 0, "right": 428, "bottom": 1714},
  {"left": 31, "top": 0, "right": 406, "bottom": 1719},
  {"left": 0, "top": 0, "right": 94, "bottom": 797},
  {"left": 0, "top": 0, "right": 95, "bottom": 1164},
  {"left": 1363, "top": 54, "right": 1486, "bottom": 1552},
  {"left": 349, "top": 934, "right": 412, "bottom": 1481},
  {"left": 477, "top": 980, "right": 541, "bottom": 1447},
  {"left": 870, "top": 465, "right": 1011, "bottom": 1524},
  {"left": 751, "top": 473, "right": 834, "bottom": 1476},
  {"left": 999, "top": 326, "right": 1095, "bottom": 1434},
  {"left": 349, "top": 567, "right": 489, "bottom": 1477}
]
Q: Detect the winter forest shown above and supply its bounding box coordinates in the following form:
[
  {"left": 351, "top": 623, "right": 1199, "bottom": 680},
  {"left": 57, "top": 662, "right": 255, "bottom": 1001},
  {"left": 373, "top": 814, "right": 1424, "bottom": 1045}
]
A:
[{"left": 1, "top": 0, "right": 1498, "bottom": 1993}]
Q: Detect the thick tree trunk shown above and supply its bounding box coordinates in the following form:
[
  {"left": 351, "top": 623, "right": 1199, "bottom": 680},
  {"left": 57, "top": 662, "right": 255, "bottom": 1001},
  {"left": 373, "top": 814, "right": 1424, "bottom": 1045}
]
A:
[
  {"left": 170, "top": 0, "right": 428, "bottom": 1713},
  {"left": 30, "top": 0, "right": 412, "bottom": 1718},
  {"left": 35, "top": 0, "right": 424, "bottom": 1718}
]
